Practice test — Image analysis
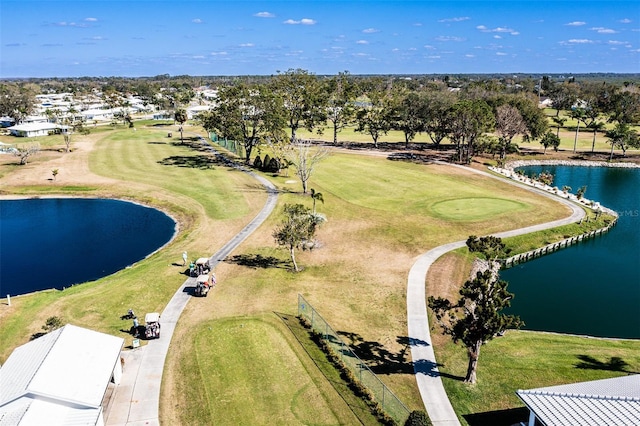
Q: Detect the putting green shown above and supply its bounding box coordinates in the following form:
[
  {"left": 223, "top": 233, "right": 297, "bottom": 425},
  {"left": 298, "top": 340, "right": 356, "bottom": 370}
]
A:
[{"left": 430, "top": 197, "right": 527, "bottom": 221}]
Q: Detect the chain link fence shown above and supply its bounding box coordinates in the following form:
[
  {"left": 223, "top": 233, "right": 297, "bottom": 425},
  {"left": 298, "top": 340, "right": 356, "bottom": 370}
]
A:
[
  {"left": 209, "top": 132, "right": 245, "bottom": 158},
  {"left": 297, "top": 294, "right": 410, "bottom": 425}
]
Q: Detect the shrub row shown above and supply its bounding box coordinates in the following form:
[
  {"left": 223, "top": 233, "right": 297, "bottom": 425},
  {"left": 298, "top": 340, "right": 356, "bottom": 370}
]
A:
[{"left": 297, "top": 315, "right": 397, "bottom": 425}]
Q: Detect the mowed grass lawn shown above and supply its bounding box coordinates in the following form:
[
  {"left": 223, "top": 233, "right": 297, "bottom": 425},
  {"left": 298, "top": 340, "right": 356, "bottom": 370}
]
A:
[{"left": 2, "top": 126, "right": 639, "bottom": 425}]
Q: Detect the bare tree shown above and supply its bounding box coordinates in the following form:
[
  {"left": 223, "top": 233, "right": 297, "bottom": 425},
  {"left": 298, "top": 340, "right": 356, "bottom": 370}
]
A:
[
  {"left": 13, "top": 143, "right": 40, "bottom": 165},
  {"left": 289, "top": 143, "right": 330, "bottom": 194},
  {"left": 495, "top": 104, "right": 527, "bottom": 159}
]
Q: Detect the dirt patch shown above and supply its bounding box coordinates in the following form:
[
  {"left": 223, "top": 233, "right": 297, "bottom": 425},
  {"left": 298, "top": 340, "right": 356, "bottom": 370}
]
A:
[{"left": 0, "top": 133, "right": 118, "bottom": 188}]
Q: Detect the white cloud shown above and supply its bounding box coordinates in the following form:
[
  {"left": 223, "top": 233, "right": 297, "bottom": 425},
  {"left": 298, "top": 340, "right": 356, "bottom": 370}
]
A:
[
  {"left": 566, "top": 21, "right": 586, "bottom": 26},
  {"left": 477, "top": 25, "right": 519, "bottom": 35},
  {"left": 435, "top": 36, "right": 466, "bottom": 42},
  {"left": 465, "top": 54, "right": 475, "bottom": 58},
  {"left": 284, "top": 18, "right": 316, "bottom": 25},
  {"left": 494, "top": 35, "right": 502, "bottom": 39},
  {"left": 413, "top": 23, "right": 423, "bottom": 27},
  {"left": 362, "top": 28, "right": 379, "bottom": 34},
  {"left": 563, "top": 39, "right": 594, "bottom": 44},
  {"left": 211, "top": 51, "right": 228, "bottom": 56},
  {"left": 254, "top": 11, "right": 275, "bottom": 18},
  {"left": 608, "top": 40, "right": 627, "bottom": 45},
  {"left": 53, "top": 21, "right": 89, "bottom": 28},
  {"left": 496, "top": 52, "right": 508, "bottom": 56},
  {"left": 356, "top": 40, "right": 368, "bottom": 45},
  {"left": 438, "top": 17, "right": 470, "bottom": 23},
  {"left": 239, "top": 43, "right": 254, "bottom": 47},
  {"left": 193, "top": 55, "right": 205, "bottom": 59},
  {"left": 428, "top": 55, "right": 441, "bottom": 59},
  {"left": 619, "top": 18, "right": 632, "bottom": 24},
  {"left": 591, "top": 27, "right": 617, "bottom": 34},
  {"left": 192, "top": 18, "right": 203, "bottom": 24},
  {"left": 84, "top": 17, "right": 98, "bottom": 22}
]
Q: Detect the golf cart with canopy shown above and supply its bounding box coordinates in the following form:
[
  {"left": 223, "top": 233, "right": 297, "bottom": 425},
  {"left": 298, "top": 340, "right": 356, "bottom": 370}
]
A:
[
  {"left": 190, "top": 257, "right": 211, "bottom": 277},
  {"left": 144, "top": 312, "right": 161, "bottom": 339},
  {"left": 194, "top": 274, "right": 212, "bottom": 297}
]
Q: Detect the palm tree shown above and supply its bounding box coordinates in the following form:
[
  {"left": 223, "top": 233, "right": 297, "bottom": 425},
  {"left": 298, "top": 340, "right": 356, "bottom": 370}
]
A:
[
  {"left": 551, "top": 116, "right": 566, "bottom": 138},
  {"left": 571, "top": 108, "right": 586, "bottom": 153},
  {"left": 587, "top": 121, "right": 606, "bottom": 153},
  {"left": 174, "top": 109, "right": 188, "bottom": 143},
  {"left": 310, "top": 188, "right": 324, "bottom": 214}
]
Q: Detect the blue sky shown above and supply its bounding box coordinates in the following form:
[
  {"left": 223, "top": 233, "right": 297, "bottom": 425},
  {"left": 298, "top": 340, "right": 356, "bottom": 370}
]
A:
[{"left": 1, "top": 1, "right": 639, "bottom": 78}]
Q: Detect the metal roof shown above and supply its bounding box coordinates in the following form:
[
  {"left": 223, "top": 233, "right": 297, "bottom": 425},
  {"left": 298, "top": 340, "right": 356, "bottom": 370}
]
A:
[
  {"left": 517, "top": 375, "right": 640, "bottom": 426},
  {"left": 0, "top": 324, "right": 124, "bottom": 425}
]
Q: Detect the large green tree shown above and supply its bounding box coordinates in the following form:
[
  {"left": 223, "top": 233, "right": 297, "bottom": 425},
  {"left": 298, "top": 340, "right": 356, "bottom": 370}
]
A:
[
  {"left": 605, "top": 123, "right": 640, "bottom": 160},
  {"left": 272, "top": 69, "right": 327, "bottom": 142},
  {"left": 388, "top": 89, "right": 426, "bottom": 148},
  {"left": 0, "top": 83, "right": 36, "bottom": 124},
  {"left": 447, "top": 99, "right": 494, "bottom": 163},
  {"left": 428, "top": 236, "right": 522, "bottom": 384},
  {"left": 423, "top": 90, "right": 456, "bottom": 147},
  {"left": 199, "top": 83, "right": 287, "bottom": 163},
  {"left": 324, "top": 71, "right": 358, "bottom": 144},
  {"left": 273, "top": 203, "right": 324, "bottom": 272}
]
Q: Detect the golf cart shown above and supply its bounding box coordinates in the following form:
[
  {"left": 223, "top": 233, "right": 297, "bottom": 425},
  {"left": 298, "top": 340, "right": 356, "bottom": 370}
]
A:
[
  {"left": 194, "top": 274, "right": 212, "bottom": 297},
  {"left": 144, "top": 312, "right": 161, "bottom": 339},
  {"left": 190, "top": 257, "right": 211, "bottom": 277}
]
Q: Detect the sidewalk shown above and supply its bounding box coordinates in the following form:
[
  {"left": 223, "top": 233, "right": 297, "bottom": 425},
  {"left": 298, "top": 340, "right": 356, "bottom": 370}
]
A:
[{"left": 104, "top": 148, "right": 278, "bottom": 425}]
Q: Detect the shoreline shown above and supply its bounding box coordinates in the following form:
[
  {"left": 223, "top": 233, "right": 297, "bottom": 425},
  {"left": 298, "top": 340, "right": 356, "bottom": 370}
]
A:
[{"left": 506, "top": 159, "right": 640, "bottom": 169}]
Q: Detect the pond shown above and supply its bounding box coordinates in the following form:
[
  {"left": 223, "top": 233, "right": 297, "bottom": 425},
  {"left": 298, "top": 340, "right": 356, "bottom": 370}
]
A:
[
  {"left": 0, "top": 198, "right": 176, "bottom": 298},
  {"left": 501, "top": 165, "right": 640, "bottom": 339}
]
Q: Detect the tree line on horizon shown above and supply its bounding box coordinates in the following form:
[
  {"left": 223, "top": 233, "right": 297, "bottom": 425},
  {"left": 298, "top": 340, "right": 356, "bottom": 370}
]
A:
[{"left": 2, "top": 69, "right": 639, "bottom": 164}]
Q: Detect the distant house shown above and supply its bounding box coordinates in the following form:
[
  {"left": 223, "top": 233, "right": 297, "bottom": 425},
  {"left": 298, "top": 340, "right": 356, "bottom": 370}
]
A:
[
  {"left": 153, "top": 111, "right": 172, "bottom": 120},
  {"left": 21, "top": 115, "right": 49, "bottom": 124},
  {"left": 0, "top": 116, "right": 15, "bottom": 128},
  {"left": 0, "top": 324, "right": 124, "bottom": 426},
  {"left": 517, "top": 374, "right": 640, "bottom": 426},
  {"left": 6, "top": 123, "right": 68, "bottom": 138},
  {"left": 187, "top": 105, "right": 209, "bottom": 119}
]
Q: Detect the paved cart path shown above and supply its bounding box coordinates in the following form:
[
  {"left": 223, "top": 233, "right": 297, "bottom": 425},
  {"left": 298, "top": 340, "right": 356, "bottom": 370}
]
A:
[
  {"left": 406, "top": 164, "right": 586, "bottom": 426},
  {"left": 105, "top": 145, "right": 278, "bottom": 426}
]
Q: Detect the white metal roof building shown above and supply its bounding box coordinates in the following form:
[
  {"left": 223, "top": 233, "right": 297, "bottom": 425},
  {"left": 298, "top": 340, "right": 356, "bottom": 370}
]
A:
[
  {"left": 517, "top": 374, "right": 640, "bottom": 425},
  {"left": 0, "top": 324, "right": 124, "bottom": 426},
  {"left": 6, "top": 123, "right": 68, "bottom": 138}
]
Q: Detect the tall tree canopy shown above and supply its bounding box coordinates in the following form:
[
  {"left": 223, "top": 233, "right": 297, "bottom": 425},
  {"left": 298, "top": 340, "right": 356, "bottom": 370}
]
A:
[
  {"left": 199, "top": 83, "right": 287, "bottom": 163},
  {"left": 428, "top": 236, "right": 521, "bottom": 384},
  {"left": 272, "top": 68, "right": 327, "bottom": 142}
]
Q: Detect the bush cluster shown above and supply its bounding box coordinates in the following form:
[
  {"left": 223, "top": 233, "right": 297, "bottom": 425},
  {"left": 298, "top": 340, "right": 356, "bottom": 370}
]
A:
[{"left": 252, "top": 154, "right": 280, "bottom": 173}]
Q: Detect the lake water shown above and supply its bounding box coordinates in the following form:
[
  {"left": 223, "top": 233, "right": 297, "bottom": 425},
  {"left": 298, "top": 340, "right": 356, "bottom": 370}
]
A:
[
  {"left": 501, "top": 166, "right": 640, "bottom": 339},
  {"left": 0, "top": 198, "right": 176, "bottom": 298}
]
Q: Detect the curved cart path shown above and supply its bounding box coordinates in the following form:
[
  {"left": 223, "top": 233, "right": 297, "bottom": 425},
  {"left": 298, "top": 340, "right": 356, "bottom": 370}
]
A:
[
  {"left": 406, "top": 164, "right": 586, "bottom": 426},
  {"left": 105, "top": 146, "right": 278, "bottom": 426}
]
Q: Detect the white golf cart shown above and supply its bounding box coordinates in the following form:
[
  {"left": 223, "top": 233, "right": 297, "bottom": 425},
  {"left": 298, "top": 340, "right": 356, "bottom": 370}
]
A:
[{"left": 144, "top": 312, "right": 161, "bottom": 339}]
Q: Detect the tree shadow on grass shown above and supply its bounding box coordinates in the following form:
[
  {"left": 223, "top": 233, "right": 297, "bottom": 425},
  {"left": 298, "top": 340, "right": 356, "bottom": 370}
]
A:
[
  {"left": 157, "top": 155, "right": 223, "bottom": 169},
  {"left": 463, "top": 407, "right": 530, "bottom": 426},
  {"left": 336, "top": 331, "right": 464, "bottom": 380},
  {"left": 575, "top": 355, "right": 635, "bottom": 373},
  {"left": 225, "top": 253, "right": 290, "bottom": 269}
]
